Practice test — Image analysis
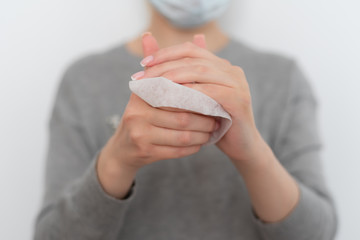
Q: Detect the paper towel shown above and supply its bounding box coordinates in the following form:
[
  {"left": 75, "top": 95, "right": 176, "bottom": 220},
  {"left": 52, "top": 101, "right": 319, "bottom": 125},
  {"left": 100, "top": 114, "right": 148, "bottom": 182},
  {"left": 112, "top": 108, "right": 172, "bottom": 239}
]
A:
[{"left": 129, "top": 77, "right": 232, "bottom": 145}]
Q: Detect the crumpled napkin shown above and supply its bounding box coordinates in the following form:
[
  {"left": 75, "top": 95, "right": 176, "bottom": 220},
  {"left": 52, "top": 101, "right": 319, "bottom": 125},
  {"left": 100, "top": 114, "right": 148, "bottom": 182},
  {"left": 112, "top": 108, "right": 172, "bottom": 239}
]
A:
[{"left": 129, "top": 77, "right": 232, "bottom": 145}]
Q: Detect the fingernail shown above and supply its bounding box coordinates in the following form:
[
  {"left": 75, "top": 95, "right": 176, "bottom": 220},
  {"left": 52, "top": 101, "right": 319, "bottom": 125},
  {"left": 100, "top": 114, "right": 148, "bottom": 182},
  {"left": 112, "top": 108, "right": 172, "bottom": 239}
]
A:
[
  {"left": 142, "top": 32, "right": 152, "bottom": 38},
  {"left": 140, "top": 55, "right": 154, "bottom": 67},
  {"left": 131, "top": 71, "right": 145, "bottom": 81}
]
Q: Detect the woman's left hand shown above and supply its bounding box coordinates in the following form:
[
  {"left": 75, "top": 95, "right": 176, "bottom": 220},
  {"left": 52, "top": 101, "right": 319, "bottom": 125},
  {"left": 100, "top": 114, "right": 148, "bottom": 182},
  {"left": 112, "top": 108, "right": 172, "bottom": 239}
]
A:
[
  {"left": 135, "top": 34, "right": 300, "bottom": 223},
  {"left": 135, "top": 37, "right": 267, "bottom": 168}
]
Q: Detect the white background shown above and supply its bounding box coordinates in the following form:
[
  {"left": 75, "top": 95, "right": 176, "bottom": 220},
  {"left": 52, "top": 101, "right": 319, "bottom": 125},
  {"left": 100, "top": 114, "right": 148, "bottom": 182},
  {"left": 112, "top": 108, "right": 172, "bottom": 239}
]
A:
[{"left": 1, "top": 0, "right": 359, "bottom": 239}]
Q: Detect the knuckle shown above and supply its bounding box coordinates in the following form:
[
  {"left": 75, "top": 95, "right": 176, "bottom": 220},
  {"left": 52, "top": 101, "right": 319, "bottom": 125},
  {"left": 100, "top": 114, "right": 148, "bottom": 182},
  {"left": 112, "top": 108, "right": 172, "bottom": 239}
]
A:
[
  {"left": 233, "top": 65, "right": 245, "bottom": 75},
  {"left": 150, "top": 62, "right": 172, "bottom": 77},
  {"left": 123, "top": 105, "right": 149, "bottom": 124},
  {"left": 206, "top": 132, "right": 212, "bottom": 142},
  {"left": 159, "top": 47, "right": 170, "bottom": 56},
  {"left": 184, "top": 41, "right": 197, "bottom": 54},
  {"left": 183, "top": 57, "right": 193, "bottom": 65},
  {"left": 210, "top": 119, "right": 217, "bottom": 131},
  {"left": 174, "top": 147, "right": 189, "bottom": 158},
  {"left": 195, "top": 65, "right": 208, "bottom": 74},
  {"left": 199, "top": 133, "right": 210, "bottom": 144},
  {"left": 193, "top": 145, "right": 201, "bottom": 153},
  {"left": 184, "top": 41, "right": 195, "bottom": 48},
  {"left": 178, "top": 131, "right": 192, "bottom": 145},
  {"left": 145, "top": 65, "right": 159, "bottom": 77},
  {"left": 243, "top": 93, "right": 252, "bottom": 106},
  {"left": 175, "top": 145, "right": 201, "bottom": 158},
  {"left": 137, "top": 144, "right": 153, "bottom": 159},
  {"left": 129, "top": 129, "right": 144, "bottom": 143},
  {"left": 162, "top": 70, "right": 176, "bottom": 80},
  {"left": 122, "top": 112, "right": 137, "bottom": 125},
  {"left": 172, "top": 148, "right": 184, "bottom": 159},
  {"left": 176, "top": 112, "right": 191, "bottom": 129},
  {"left": 222, "top": 59, "right": 231, "bottom": 65}
]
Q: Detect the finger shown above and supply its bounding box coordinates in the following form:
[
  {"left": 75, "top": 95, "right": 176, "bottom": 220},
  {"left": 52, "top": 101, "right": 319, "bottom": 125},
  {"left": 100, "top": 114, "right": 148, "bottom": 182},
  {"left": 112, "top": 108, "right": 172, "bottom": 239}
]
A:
[
  {"left": 150, "top": 127, "right": 211, "bottom": 147},
  {"left": 142, "top": 41, "right": 219, "bottom": 67},
  {"left": 127, "top": 92, "right": 157, "bottom": 109},
  {"left": 193, "top": 34, "right": 207, "bottom": 49},
  {"left": 182, "top": 83, "right": 240, "bottom": 113},
  {"left": 150, "top": 145, "right": 201, "bottom": 160},
  {"left": 149, "top": 108, "right": 217, "bottom": 132},
  {"left": 161, "top": 65, "right": 233, "bottom": 86},
  {"left": 182, "top": 83, "right": 220, "bottom": 98},
  {"left": 142, "top": 32, "right": 159, "bottom": 58},
  {"left": 140, "top": 58, "right": 210, "bottom": 80}
]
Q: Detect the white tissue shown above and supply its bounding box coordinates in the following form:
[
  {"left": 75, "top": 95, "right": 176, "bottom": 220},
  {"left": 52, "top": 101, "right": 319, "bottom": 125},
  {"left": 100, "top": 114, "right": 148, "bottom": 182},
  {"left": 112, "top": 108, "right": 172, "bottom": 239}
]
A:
[{"left": 129, "top": 77, "right": 232, "bottom": 145}]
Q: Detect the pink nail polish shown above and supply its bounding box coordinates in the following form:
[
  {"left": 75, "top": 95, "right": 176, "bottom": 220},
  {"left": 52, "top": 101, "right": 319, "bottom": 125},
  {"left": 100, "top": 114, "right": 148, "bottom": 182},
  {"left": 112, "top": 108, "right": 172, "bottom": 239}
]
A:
[
  {"left": 131, "top": 71, "right": 145, "bottom": 81},
  {"left": 140, "top": 55, "right": 154, "bottom": 67},
  {"left": 142, "top": 32, "right": 152, "bottom": 38}
]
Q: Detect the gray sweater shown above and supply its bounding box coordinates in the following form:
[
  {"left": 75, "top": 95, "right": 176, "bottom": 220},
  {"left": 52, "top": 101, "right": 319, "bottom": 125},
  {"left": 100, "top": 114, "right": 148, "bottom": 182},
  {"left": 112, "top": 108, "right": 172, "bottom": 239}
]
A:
[{"left": 34, "top": 39, "right": 337, "bottom": 239}]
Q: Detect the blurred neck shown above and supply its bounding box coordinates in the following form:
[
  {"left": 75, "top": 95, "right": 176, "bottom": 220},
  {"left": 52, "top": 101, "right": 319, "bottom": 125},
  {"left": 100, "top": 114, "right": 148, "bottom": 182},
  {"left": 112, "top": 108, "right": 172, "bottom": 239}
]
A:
[{"left": 127, "top": 8, "right": 229, "bottom": 56}]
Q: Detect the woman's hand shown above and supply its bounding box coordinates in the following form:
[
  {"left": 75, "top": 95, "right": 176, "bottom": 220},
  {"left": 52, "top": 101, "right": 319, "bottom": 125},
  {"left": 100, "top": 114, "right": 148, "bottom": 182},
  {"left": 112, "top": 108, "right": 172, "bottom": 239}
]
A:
[
  {"left": 100, "top": 94, "right": 216, "bottom": 169},
  {"left": 97, "top": 33, "right": 217, "bottom": 199},
  {"left": 134, "top": 38, "right": 267, "bottom": 169},
  {"left": 100, "top": 33, "right": 299, "bottom": 222},
  {"left": 134, "top": 35, "right": 300, "bottom": 223}
]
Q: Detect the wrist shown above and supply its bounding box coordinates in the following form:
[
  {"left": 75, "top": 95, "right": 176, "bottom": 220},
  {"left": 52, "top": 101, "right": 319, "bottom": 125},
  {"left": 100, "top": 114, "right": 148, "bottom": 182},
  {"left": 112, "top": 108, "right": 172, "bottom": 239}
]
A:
[
  {"left": 101, "top": 135, "right": 141, "bottom": 173},
  {"left": 231, "top": 136, "right": 274, "bottom": 176},
  {"left": 97, "top": 147, "right": 138, "bottom": 199}
]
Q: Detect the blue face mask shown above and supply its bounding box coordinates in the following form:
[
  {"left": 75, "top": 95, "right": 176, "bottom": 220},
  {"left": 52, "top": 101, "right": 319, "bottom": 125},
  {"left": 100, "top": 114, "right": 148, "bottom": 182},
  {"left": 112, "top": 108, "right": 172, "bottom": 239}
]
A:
[{"left": 149, "top": 0, "right": 231, "bottom": 29}]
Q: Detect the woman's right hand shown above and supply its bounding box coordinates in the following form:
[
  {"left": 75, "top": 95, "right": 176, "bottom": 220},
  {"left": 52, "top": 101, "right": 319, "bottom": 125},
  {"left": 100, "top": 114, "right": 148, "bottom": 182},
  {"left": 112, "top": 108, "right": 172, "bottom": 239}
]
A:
[
  {"left": 97, "top": 94, "right": 216, "bottom": 199},
  {"left": 96, "top": 33, "right": 216, "bottom": 199}
]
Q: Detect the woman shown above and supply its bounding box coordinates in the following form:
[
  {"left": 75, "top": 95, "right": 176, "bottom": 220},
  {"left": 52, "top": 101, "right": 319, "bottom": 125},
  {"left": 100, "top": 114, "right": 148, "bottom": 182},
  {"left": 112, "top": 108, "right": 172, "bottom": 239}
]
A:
[{"left": 34, "top": 0, "right": 337, "bottom": 239}]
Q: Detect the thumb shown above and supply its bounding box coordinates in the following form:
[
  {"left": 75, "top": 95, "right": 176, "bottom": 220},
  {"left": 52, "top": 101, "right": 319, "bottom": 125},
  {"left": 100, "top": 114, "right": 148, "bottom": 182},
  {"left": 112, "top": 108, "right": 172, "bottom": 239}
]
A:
[
  {"left": 193, "top": 34, "right": 207, "bottom": 49},
  {"left": 142, "top": 32, "right": 159, "bottom": 57}
]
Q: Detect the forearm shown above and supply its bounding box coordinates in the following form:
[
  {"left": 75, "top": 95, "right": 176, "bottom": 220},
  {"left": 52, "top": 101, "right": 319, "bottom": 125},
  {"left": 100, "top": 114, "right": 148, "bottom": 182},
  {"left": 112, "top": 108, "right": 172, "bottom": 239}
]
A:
[
  {"left": 231, "top": 139, "right": 336, "bottom": 239},
  {"left": 35, "top": 155, "right": 134, "bottom": 240},
  {"left": 233, "top": 140, "right": 299, "bottom": 223}
]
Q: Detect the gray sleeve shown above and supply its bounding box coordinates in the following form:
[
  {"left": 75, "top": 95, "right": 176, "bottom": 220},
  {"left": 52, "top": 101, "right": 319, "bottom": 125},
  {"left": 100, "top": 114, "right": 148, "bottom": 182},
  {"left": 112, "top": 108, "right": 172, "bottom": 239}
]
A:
[
  {"left": 253, "top": 63, "right": 337, "bottom": 239},
  {"left": 34, "top": 68, "right": 133, "bottom": 240}
]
